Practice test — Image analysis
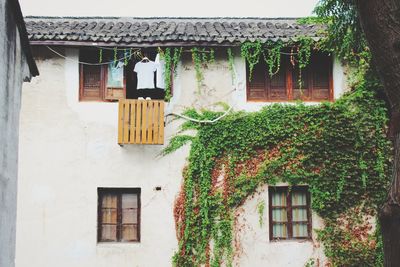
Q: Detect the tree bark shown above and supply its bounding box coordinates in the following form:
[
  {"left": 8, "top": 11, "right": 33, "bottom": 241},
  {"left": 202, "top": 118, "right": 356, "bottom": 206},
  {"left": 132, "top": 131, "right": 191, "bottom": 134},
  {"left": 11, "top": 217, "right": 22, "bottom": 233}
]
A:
[{"left": 355, "top": 1, "right": 400, "bottom": 266}]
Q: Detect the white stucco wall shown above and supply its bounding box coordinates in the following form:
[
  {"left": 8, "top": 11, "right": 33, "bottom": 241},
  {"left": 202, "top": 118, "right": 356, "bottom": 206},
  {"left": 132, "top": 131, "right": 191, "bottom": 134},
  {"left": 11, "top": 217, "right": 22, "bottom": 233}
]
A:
[{"left": 16, "top": 47, "right": 347, "bottom": 267}]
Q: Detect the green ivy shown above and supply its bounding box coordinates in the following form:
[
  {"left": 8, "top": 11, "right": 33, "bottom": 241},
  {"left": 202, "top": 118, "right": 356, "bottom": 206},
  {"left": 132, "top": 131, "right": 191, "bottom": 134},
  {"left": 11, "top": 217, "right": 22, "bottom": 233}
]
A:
[
  {"left": 263, "top": 40, "right": 283, "bottom": 77},
  {"left": 98, "top": 48, "right": 103, "bottom": 63},
  {"left": 257, "top": 201, "right": 265, "bottom": 227},
  {"left": 191, "top": 47, "right": 205, "bottom": 92},
  {"left": 190, "top": 47, "right": 218, "bottom": 92},
  {"left": 240, "top": 38, "right": 318, "bottom": 90},
  {"left": 240, "top": 40, "right": 262, "bottom": 81},
  {"left": 227, "top": 48, "right": 235, "bottom": 83},
  {"left": 165, "top": 74, "right": 391, "bottom": 266},
  {"left": 159, "top": 47, "right": 183, "bottom": 101}
]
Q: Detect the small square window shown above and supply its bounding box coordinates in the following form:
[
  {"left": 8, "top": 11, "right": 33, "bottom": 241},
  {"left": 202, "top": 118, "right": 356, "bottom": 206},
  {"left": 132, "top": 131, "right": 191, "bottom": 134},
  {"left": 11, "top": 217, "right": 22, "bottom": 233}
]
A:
[
  {"left": 269, "top": 186, "right": 311, "bottom": 240},
  {"left": 97, "top": 188, "right": 141, "bottom": 242}
]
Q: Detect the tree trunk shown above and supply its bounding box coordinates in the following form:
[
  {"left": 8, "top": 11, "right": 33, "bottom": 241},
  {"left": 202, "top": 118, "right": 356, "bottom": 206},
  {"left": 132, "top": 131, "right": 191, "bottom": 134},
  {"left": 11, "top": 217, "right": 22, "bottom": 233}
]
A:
[{"left": 355, "top": 0, "right": 400, "bottom": 266}]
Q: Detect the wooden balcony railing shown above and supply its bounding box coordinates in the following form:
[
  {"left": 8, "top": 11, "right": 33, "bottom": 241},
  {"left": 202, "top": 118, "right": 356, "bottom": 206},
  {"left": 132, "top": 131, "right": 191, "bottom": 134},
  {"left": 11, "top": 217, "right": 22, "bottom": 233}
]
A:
[{"left": 118, "top": 99, "right": 165, "bottom": 145}]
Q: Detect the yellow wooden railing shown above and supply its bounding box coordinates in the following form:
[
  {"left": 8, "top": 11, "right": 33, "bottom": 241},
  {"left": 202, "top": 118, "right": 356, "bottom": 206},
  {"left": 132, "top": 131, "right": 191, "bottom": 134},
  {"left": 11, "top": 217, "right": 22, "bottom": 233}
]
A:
[{"left": 118, "top": 99, "right": 165, "bottom": 145}]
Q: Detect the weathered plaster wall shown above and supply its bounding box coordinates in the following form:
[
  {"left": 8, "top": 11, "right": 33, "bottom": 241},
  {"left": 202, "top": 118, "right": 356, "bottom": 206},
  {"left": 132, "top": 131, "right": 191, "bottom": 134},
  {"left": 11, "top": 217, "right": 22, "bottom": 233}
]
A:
[
  {"left": 233, "top": 184, "right": 327, "bottom": 267},
  {"left": 16, "top": 47, "right": 347, "bottom": 267},
  {"left": 0, "top": 1, "right": 31, "bottom": 266}
]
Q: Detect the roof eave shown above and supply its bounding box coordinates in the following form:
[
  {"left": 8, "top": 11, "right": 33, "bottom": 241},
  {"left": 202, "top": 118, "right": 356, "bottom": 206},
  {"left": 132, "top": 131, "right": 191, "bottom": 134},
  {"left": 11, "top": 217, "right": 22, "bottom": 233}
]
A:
[{"left": 9, "top": 0, "right": 39, "bottom": 77}]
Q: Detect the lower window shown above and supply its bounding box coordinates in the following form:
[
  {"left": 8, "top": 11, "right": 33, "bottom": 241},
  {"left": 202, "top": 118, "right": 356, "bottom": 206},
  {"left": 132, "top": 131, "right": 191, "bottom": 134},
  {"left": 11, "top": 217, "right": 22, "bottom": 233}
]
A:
[
  {"left": 269, "top": 186, "right": 311, "bottom": 240},
  {"left": 97, "top": 188, "right": 141, "bottom": 242}
]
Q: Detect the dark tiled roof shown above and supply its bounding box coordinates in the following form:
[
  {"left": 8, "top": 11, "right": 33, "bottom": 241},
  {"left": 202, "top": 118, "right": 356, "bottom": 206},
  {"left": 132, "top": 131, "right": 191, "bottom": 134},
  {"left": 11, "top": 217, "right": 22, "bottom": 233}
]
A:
[{"left": 25, "top": 17, "right": 325, "bottom": 46}]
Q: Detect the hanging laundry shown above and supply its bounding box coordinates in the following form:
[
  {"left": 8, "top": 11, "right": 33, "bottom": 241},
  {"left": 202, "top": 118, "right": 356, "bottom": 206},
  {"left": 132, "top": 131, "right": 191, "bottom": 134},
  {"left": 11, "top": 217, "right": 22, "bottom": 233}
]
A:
[
  {"left": 134, "top": 60, "right": 157, "bottom": 89},
  {"left": 155, "top": 53, "right": 166, "bottom": 89}
]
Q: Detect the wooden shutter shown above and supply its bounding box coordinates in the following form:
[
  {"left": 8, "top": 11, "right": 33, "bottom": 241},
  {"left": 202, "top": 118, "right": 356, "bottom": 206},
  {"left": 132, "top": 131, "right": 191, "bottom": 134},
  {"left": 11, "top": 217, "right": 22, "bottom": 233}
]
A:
[
  {"left": 292, "top": 66, "right": 311, "bottom": 101},
  {"left": 247, "top": 62, "right": 267, "bottom": 101},
  {"left": 266, "top": 60, "right": 288, "bottom": 101},
  {"left": 310, "top": 54, "right": 331, "bottom": 101},
  {"left": 80, "top": 64, "right": 103, "bottom": 101},
  {"left": 247, "top": 60, "right": 288, "bottom": 101}
]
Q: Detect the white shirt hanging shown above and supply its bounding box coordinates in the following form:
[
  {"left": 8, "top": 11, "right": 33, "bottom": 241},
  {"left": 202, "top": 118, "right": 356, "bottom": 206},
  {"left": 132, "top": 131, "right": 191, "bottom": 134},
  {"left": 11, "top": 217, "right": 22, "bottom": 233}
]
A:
[
  {"left": 134, "top": 61, "right": 157, "bottom": 89},
  {"left": 155, "top": 53, "right": 166, "bottom": 89}
]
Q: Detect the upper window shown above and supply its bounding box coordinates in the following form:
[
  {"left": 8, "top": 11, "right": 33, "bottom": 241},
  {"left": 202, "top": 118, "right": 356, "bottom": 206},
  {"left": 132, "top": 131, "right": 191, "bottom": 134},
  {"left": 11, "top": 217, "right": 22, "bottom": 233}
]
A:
[
  {"left": 247, "top": 53, "right": 333, "bottom": 102},
  {"left": 97, "top": 188, "right": 141, "bottom": 242},
  {"left": 269, "top": 186, "right": 311, "bottom": 241},
  {"left": 79, "top": 48, "right": 167, "bottom": 102}
]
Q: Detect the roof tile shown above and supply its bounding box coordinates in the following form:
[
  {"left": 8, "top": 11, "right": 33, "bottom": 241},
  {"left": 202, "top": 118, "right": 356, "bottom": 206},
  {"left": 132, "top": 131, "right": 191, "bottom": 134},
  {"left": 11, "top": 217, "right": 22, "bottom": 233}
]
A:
[{"left": 25, "top": 17, "right": 325, "bottom": 45}]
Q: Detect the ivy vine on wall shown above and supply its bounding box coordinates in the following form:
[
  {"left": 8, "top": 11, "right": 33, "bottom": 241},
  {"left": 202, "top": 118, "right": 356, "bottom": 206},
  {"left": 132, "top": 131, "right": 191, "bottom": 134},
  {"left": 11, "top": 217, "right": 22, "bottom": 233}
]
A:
[{"left": 164, "top": 70, "right": 391, "bottom": 266}]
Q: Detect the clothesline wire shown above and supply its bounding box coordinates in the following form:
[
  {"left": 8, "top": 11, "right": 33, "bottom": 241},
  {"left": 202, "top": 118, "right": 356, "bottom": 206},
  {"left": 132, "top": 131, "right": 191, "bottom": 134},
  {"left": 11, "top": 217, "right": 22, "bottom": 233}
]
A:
[
  {"left": 46, "top": 46, "right": 140, "bottom": 66},
  {"left": 47, "top": 45, "right": 301, "bottom": 67},
  {"left": 48, "top": 44, "right": 241, "bottom": 124},
  {"left": 71, "top": 45, "right": 301, "bottom": 55}
]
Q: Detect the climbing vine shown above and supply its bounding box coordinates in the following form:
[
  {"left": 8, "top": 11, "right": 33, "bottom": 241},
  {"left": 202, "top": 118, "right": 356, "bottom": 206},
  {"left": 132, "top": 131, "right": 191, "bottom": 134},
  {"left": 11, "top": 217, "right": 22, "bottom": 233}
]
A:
[
  {"left": 240, "top": 40, "right": 263, "bottom": 81},
  {"left": 191, "top": 47, "right": 204, "bottom": 91},
  {"left": 257, "top": 201, "right": 265, "bottom": 227},
  {"left": 159, "top": 47, "right": 183, "bottom": 101},
  {"left": 190, "top": 47, "right": 217, "bottom": 92},
  {"left": 165, "top": 69, "right": 391, "bottom": 266},
  {"left": 262, "top": 40, "right": 283, "bottom": 76},
  {"left": 227, "top": 48, "right": 235, "bottom": 83}
]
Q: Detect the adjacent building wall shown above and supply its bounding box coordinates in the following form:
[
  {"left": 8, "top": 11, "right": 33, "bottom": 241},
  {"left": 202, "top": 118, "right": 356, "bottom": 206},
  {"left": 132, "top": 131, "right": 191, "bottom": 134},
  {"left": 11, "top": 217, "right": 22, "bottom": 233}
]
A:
[
  {"left": 16, "top": 47, "right": 346, "bottom": 267},
  {"left": 0, "top": 0, "right": 35, "bottom": 266}
]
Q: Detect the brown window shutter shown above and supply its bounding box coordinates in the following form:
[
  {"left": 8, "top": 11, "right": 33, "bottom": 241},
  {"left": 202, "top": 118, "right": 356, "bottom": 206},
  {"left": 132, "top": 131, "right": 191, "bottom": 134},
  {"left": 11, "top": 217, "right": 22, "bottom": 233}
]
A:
[
  {"left": 80, "top": 64, "right": 103, "bottom": 101},
  {"left": 266, "top": 60, "right": 288, "bottom": 101},
  {"left": 311, "top": 54, "right": 331, "bottom": 101},
  {"left": 292, "top": 66, "right": 311, "bottom": 101},
  {"left": 247, "top": 61, "right": 267, "bottom": 101}
]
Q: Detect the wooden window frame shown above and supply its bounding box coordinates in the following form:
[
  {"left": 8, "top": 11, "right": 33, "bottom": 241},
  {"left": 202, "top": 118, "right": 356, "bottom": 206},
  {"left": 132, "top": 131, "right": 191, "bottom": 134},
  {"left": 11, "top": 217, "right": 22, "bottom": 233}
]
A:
[
  {"left": 268, "top": 186, "right": 312, "bottom": 241},
  {"left": 79, "top": 64, "right": 127, "bottom": 102},
  {"left": 97, "top": 188, "right": 141, "bottom": 243},
  {"left": 246, "top": 53, "right": 334, "bottom": 102}
]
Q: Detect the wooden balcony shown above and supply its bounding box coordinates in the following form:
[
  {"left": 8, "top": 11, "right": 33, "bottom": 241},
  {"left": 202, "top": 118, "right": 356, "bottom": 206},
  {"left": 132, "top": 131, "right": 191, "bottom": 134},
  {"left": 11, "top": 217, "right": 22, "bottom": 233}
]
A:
[{"left": 118, "top": 99, "right": 165, "bottom": 145}]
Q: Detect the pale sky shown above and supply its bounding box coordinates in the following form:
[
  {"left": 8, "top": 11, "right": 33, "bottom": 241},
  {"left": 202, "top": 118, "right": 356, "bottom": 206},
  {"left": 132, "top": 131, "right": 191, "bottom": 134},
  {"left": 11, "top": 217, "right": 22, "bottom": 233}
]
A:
[{"left": 19, "top": 0, "right": 320, "bottom": 17}]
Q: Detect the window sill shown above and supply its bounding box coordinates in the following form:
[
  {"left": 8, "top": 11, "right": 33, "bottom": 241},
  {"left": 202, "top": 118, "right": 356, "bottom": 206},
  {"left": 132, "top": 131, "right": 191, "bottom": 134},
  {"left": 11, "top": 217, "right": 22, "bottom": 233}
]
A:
[
  {"left": 269, "top": 238, "right": 312, "bottom": 243},
  {"left": 97, "top": 241, "right": 141, "bottom": 246}
]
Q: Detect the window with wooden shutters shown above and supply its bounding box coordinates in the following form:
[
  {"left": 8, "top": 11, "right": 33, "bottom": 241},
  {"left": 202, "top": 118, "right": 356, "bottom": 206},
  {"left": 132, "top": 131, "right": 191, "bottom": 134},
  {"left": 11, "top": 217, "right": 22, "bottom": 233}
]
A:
[
  {"left": 269, "top": 186, "right": 311, "bottom": 241},
  {"left": 247, "top": 52, "right": 333, "bottom": 102},
  {"left": 98, "top": 188, "right": 140, "bottom": 242},
  {"left": 79, "top": 49, "right": 126, "bottom": 101}
]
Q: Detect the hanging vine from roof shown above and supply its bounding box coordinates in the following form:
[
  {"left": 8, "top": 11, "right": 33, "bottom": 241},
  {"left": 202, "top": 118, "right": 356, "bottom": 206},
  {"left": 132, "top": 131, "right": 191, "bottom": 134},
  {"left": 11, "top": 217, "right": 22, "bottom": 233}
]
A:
[
  {"left": 240, "top": 40, "right": 263, "bottom": 81},
  {"left": 159, "top": 47, "right": 183, "bottom": 101},
  {"left": 227, "top": 48, "right": 236, "bottom": 83},
  {"left": 262, "top": 40, "right": 283, "bottom": 77},
  {"left": 190, "top": 47, "right": 217, "bottom": 93},
  {"left": 98, "top": 48, "right": 103, "bottom": 63},
  {"left": 240, "top": 38, "right": 321, "bottom": 90}
]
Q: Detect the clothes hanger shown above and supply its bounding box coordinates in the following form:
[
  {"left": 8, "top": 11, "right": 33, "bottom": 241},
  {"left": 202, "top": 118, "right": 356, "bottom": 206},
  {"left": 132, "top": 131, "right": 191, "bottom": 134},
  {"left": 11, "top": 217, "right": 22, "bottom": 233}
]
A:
[{"left": 141, "top": 56, "right": 149, "bottom": 63}]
